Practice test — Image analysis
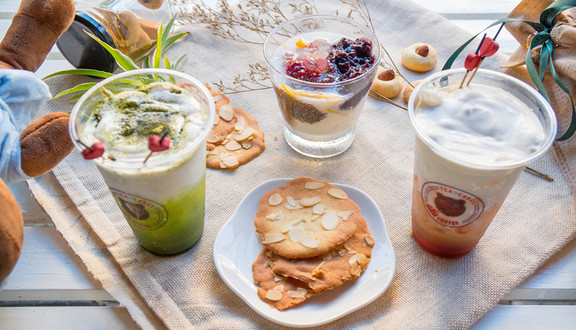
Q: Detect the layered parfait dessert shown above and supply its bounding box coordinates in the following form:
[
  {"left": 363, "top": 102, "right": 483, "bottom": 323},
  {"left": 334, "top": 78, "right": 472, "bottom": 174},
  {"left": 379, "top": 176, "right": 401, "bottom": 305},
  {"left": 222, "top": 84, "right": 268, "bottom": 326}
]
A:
[
  {"left": 264, "top": 16, "right": 380, "bottom": 157},
  {"left": 409, "top": 70, "right": 555, "bottom": 257},
  {"left": 271, "top": 34, "right": 376, "bottom": 140},
  {"left": 70, "top": 70, "right": 215, "bottom": 255}
]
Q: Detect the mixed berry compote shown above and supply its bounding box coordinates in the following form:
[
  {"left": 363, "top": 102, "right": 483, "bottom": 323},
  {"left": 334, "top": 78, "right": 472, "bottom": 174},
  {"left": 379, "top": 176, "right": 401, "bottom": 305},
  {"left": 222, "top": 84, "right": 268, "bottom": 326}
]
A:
[{"left": 282, "top": 37, "right": 376, "bottom": 83}]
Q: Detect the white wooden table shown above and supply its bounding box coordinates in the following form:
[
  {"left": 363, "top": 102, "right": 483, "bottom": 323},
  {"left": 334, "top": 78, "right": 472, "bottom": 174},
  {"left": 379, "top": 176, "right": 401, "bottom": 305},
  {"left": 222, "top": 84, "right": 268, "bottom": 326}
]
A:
[{"left": 1, "top": 0, "right": 576, "bottom": 328}]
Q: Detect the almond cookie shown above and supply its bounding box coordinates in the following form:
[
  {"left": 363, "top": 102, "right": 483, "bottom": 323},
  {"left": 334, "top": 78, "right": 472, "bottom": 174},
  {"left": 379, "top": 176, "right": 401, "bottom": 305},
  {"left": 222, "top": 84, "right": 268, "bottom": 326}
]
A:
[
  {"left": 401, "top": 43, "right": 438, "bottom": 73},
  {"left": 271, "top": 217, "right": 374, "bottom": 293},
  {"left": 206, "top": 87, "right": 238, "bottom": 145},
  {"left": 254, "top": 177, "right": 360, "bottom": 259},
  {"left": 206, "top": 107, "right": 265, "bottom": 169},
  {"left": 252, "top": 248, "right": 315, "bottom": 310}
]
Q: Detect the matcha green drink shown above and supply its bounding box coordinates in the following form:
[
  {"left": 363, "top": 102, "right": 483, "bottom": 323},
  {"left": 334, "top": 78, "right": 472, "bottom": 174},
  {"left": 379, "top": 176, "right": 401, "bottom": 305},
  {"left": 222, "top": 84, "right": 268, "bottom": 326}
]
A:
[{"left": 69, "top": 69, "right": 215, "bottom": 255}]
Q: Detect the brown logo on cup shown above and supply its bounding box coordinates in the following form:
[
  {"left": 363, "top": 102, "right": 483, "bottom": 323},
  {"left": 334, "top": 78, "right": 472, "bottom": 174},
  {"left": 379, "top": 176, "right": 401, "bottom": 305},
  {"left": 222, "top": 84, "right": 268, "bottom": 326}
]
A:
[
  {"left": 434, "top": 193, "right": 466, "bottom": 217},
  {"left": 119, "top": 198, "right": 150, "bottom": 220}
]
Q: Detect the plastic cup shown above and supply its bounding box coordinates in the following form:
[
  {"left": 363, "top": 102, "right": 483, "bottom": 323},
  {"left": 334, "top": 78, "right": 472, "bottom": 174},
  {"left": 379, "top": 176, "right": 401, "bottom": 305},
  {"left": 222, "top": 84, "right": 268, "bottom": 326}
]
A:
[
  {"left": 408, "top": 69, "right": 557, "bottom": 258},
  {"left": 69, "top": 69, "right": 215, "bottom": 255},
  {"left": 264, "top": 15, "right": 381, "bottom": 158}
]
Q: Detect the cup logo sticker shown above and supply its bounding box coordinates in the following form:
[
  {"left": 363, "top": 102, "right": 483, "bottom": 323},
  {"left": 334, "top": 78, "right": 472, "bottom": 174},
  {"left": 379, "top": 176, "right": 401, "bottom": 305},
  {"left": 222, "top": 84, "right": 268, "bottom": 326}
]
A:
[
  {"left": 110, "top": 189, "right": 168, "bottom": 230},
  {"left": 421, "top": 182, "right": 484, "bottom": 228}
]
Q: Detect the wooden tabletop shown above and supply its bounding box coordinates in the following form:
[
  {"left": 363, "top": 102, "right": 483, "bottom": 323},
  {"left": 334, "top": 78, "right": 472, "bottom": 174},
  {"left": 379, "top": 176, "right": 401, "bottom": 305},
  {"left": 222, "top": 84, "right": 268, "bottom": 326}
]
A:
[{"left": 1, "top": 0, "right": 576, "bottom": 328}]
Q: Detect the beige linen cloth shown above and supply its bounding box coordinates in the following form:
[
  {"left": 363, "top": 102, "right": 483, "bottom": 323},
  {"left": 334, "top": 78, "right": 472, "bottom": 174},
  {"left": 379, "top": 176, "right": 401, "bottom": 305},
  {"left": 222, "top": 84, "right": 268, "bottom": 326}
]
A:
[{"left": 28, "top": 0, "right": 575, "bottom": 328}]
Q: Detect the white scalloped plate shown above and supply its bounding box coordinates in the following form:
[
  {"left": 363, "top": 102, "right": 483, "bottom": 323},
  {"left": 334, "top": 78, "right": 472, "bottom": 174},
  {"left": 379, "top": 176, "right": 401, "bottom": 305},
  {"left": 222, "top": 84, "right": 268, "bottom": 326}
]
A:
[{"left": 213, "top": 178, "right": 396, "bottom": 328}]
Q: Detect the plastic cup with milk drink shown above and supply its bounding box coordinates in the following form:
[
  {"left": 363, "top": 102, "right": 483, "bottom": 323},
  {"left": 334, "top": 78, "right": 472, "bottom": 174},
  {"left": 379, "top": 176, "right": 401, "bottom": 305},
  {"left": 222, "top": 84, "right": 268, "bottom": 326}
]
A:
[
  {"left": 408, "top": 69, "right": 557, "bottom": 258},
  {"left": 69, "top": 69, "right": 215, "bottom": 255}
]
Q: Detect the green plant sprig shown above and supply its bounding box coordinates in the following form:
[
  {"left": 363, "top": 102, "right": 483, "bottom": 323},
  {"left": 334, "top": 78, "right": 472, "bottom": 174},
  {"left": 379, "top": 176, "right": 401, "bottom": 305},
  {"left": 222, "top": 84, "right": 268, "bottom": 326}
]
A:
[{"left": 45, "top": 15, "right": 188, "bottom": 100}]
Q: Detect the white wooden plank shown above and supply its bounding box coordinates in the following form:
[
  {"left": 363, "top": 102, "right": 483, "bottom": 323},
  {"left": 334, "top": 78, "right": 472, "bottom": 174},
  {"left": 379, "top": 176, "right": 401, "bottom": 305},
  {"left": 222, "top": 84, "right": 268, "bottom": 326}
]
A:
[
  {"left": 0, "top": 306, "right": 139, "bottom": 330},
  {"left": 3, "top": 228, "right": 101, "bottom": 290},
  {"left": 7, "top": 181, "right": 51, "bottom": 226},
  {"left": 414, "top": 0, "right": 519, "bottom": 14},
  {"left": 519, "top": 237, "right": 576, "bottom": 289},
  {"left": 472, "top": 305, "right": 576, "bottom": 329}
]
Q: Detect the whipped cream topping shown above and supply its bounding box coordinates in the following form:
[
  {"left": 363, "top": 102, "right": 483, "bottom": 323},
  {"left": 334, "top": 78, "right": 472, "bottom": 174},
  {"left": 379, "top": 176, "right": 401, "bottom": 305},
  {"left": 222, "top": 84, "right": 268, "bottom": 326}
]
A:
[{"left": 415, "top": 84, "right": 545, "bottom": 165}]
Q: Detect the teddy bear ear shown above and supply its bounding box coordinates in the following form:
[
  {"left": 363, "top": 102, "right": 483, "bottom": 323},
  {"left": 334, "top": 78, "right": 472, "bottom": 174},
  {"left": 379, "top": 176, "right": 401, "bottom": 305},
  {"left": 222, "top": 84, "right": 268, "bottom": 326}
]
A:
[{"left": 0, "top": 0, "right": 75, "bottom": 71}]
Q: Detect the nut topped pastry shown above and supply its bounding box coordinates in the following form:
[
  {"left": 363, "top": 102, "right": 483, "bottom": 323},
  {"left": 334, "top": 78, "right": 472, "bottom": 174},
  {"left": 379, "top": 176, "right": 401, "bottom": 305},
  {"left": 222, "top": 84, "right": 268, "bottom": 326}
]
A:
[{"left": 254, "top": 177, "right": 361, "bottom": 258}]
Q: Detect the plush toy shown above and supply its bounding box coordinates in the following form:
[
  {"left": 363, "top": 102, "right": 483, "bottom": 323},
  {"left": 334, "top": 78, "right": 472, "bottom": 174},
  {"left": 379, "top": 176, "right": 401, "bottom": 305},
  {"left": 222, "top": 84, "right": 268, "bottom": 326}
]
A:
[{"left": 0, "top": 0, "right": 75, "bottom": 284}]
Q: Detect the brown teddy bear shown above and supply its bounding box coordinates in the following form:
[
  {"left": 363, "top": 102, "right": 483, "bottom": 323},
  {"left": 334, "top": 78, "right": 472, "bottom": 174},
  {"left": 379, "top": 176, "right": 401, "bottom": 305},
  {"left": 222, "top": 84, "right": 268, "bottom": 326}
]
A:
[{"left": 0, "top": 0, "right": 75, "bottom": 285}]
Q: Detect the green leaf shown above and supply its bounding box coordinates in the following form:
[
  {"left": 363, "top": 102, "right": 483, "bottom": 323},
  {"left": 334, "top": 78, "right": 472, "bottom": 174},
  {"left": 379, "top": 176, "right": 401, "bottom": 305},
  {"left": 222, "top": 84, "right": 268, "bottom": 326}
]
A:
[
  {"left": 162, "top": 32, "right": 189, "bottom": 52},
  {"left": 164, "top": 55, "right": 172, "bottom": 70},
  {"left": 172, "top": 54, "right": 187, "bottom": 70},
  {"left": 85, "top": 31, "right": 139, "bottom": 71},
  {"left": 43, "top": 69, "right": 114, "bottom": 80},
  {"left": 162, "top": 15, "right": 177, "bottom": 46},
  {"left": 153, "top": 25, "right": 164, "bottom": 68},
  {"left": 52, "top": 82, "right": 97, "bottom": 100}
]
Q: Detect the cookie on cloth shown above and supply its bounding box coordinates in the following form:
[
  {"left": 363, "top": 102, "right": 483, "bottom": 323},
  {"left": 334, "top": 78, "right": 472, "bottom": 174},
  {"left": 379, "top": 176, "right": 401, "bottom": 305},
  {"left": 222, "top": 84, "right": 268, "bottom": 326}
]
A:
[
  {"left": 254, "top": 177, "right": 360, "bottom": 259},
  {"left": 205, "top": 87, "right": 238, "bottom": 145},
  {"left": 271, "top": 217, "right": 374, "bottom": 293},
  {"left": 252, "top": 248, "right": 315, "bottom": 310},
  {"left": 206, "top": 107, "right": 265, "bottom": 169}
]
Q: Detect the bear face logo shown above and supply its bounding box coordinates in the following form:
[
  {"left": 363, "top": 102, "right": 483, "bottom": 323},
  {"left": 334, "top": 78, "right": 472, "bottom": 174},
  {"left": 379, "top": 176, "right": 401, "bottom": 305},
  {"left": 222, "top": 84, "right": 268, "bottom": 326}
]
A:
[
  {"left": 434, "top": 193, "right": 466, "bottom": 217},
  {"left": 119, "top": 198, "right": 150, "bottom": 220}
]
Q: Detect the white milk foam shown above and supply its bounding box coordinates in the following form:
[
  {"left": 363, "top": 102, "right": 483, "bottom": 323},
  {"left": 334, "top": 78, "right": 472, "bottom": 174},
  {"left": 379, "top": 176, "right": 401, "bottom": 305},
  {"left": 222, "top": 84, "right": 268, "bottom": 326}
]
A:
[{"left": 415, "top": 84, "right": 545, "bottom": 165}]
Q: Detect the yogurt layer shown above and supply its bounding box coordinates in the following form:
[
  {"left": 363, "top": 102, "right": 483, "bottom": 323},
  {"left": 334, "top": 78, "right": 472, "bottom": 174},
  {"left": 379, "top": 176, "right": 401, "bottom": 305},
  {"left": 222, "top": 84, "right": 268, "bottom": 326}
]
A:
[
  {"left": 415, "top": 84, "right": 545, "bottom": 165},
  {"left": 80, "top": 82, "right": 209, "bottom": 160}
]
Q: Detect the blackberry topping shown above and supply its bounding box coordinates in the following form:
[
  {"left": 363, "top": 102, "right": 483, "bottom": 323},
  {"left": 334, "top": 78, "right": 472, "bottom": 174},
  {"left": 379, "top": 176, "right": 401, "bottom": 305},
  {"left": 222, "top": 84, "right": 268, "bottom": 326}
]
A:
[{"left": 283, "top": 37, "right": 375, "bottom": 83}]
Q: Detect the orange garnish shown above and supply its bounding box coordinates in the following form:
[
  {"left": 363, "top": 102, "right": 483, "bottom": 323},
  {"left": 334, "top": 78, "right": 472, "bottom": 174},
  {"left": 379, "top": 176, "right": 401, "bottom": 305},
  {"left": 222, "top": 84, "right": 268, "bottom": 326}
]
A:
[{"left": 295, "top": 38, "right": 307, "bottom": 48}]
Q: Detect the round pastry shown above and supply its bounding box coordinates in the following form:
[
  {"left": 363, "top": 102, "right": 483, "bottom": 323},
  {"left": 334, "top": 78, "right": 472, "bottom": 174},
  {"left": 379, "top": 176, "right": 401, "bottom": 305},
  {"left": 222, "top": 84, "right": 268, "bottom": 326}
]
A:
[
  {"left": 370, "top": 67, "right": 404, "bottom": 98},
  {"left": 0, "top": 178, "right": 23, "bottom": 284},
  {"left": 401, "top": 43, "right": 437, "bottom": 72},
  {"left": 138, "top": 0, "right": 164, "bottom": 10},
  {"left": 402, "top": 80, "right": 422, "bottom": 103}
]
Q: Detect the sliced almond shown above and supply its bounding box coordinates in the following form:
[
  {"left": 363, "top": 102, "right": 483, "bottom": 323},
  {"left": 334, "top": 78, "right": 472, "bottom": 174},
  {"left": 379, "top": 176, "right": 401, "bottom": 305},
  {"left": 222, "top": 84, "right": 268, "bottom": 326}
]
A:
[
  {"left": 328, "top": 188, "right": 348, "bottom": 200},
  {"left": 242, "top": 141, "right": 252, "bottom": 149},
  {"left": 262, "top": 233, "right": 285, "bottom": 244},
  {"left": 235, "top": 116, "right": 246, "bottom": 131},
  {"left": 281, "top": 219, "right": 302, "bottom": 233},
  {"left": 265, "top": 289, "right": 283, "bottom": 301},
  {"left": 322, "top": 253, "right": 332, "bottom": 261},
  {"left": 268, "top": 194, "right": 283, "bottom": 206},
  {"left": 206, "top": 134, "right": 219, "bottom": 143},
  {"left": 276, "top": 210, "right": 285, "bottom": 221},
  {"left": 213, "top": 94, "right": 223, "bottom": 102},
  {"left": 288, "top": 227, "right": 305, "bottom": 242},
  {"left": 235, "top": 127, "right": 256, "bottom": 142},
  {"left": 225, "top": 140, "right": 242, "bottom": 151},
  {"left": 286, "top": 196, "right": 296, "bottom": 206},
  {"left": 312, "top": 261, "right": 326, "bottom": 277},
  {"left": 337, "top": 211, "right": 353, "bottom": 220},
  {"left": 300, "top": 196, "right": 321, "bottom": 207},
  {"left": 312, "top": 203, "right": 326, "bottom": 215},
  {"left": 305, "top": 182, "right": 325, "bottom": 190},
  {"left": 349, "top": 253, "right": 359, "bottom": 264},
  {"left": 287, "top": 289, "right": 307, "bottom": 299},
  {"left": 219, "top": 105, "right": 234, "bottom": 121},
  {"left": 321, "top": 210, "right": 339, "bottom": 230},
  {"left": 208, "top": 149, "right": 219, "bottom": 155},
  {"left": 300, "top": 236, "right": 319, "bottom": 248},
  {"left": 364, "top": 235, "right": 375, "bottom": 247},
  {"left": 222, "top": 155, "right": 239, "bottom": 168},
  {"left": 350, "top": 262, "right": 362, "bottom": 277},
  {"left": 273, "top": 273, "right": 283, "bottom": 282}
]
